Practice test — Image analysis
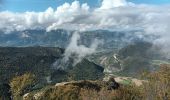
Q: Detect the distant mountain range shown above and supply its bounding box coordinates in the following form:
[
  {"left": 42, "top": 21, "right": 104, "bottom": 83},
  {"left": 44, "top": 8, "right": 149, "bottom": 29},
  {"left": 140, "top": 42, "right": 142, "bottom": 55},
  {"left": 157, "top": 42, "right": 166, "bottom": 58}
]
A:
[{"left": 0, "top": 29, "right": 155, "bottom": 51}]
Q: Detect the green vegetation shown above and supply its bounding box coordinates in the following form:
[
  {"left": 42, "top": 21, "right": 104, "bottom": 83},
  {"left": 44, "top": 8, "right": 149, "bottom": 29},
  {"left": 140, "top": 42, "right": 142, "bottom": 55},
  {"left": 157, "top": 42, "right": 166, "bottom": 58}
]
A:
[
  {"left": 69, "top": 59, "right": 104, "bottom": 81},
  {"left": 0, "top": 47, "right": 104, "bottom": 88},
  {"left": 0, "top": 47, "right": 64, "bottom": 85}
]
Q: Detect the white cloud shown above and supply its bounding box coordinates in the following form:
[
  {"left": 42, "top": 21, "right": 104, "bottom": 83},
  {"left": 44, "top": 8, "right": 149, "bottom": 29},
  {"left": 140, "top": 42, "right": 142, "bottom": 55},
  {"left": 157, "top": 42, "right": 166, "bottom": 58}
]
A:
[
  {"left": 46, "top": 1, "right": 90, "bottom": 32},
  {"left": 0, "top": 1, "right": 90, "bottom": 33},
  {"left": 100, "top": 0, "right": 129, "bottom": 9}
]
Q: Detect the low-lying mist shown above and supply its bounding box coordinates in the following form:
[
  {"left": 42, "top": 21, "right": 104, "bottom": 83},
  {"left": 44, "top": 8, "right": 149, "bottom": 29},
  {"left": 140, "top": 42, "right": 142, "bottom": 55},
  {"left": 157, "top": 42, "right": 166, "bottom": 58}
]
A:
[{"left": 52, "top": 31, "right": 102, "bottom": 70}]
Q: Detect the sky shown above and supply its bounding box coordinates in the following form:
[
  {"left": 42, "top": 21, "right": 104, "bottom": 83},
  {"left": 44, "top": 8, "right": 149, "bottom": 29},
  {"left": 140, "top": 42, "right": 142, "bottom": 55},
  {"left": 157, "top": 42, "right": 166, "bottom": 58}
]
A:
[{"left": 1, "top": 0, "right": 170, "bottom": 12}]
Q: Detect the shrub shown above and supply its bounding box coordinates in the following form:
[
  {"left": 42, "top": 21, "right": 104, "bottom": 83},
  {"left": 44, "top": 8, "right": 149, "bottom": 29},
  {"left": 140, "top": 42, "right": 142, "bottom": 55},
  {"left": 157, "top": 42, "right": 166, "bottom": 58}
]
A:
[
  {"left": 10, "top": 73, "right": 36, "bottom": 99},
  {"left": 142, "top": 64, "right": 170, "bottom": 100},
  {"left": 80, "top": 85, "right": 143, "bottom": 100},
  {"left": 36, "top": 85, "right": 81, "bottom": 100}
]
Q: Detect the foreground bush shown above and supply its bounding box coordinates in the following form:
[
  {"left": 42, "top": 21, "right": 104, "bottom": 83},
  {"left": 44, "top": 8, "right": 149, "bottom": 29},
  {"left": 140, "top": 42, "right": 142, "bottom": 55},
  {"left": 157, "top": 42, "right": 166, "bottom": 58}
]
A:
[
  {"left": 23, "top": 80, "right": 142, "bottom": 100},
  {"left": 10, "top": 73, "right": 36, "bottom": 99},
  {"left": 142, "top": 64, "right": 170, "bottom": 100},
  {"left": 80, "top": 84, "right": 143, "bottom": 100}
]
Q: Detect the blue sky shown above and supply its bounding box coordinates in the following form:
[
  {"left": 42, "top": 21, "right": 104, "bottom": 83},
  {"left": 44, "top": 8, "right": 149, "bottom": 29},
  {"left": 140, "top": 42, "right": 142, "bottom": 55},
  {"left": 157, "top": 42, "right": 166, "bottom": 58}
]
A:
[{"left": 1, "top": 0, "right": 170, "bottom": 12}]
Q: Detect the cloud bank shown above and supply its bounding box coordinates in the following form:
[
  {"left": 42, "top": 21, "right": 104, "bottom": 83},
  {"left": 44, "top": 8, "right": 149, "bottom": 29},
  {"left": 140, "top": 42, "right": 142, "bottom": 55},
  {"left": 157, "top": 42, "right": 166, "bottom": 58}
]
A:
[
  {"left": 0, "top": 0, "right": 168, "bottom": 33},
  {"left": 1, "top": 0, "right": 170, "bottom": 53}
]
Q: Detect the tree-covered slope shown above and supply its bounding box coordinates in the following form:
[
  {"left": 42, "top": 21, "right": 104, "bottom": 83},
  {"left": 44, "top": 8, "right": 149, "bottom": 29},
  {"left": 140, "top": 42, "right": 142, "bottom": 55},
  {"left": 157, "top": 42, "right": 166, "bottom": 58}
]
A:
[{"left": 0, "top": 47, "right": 104, "bottom": 86}]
